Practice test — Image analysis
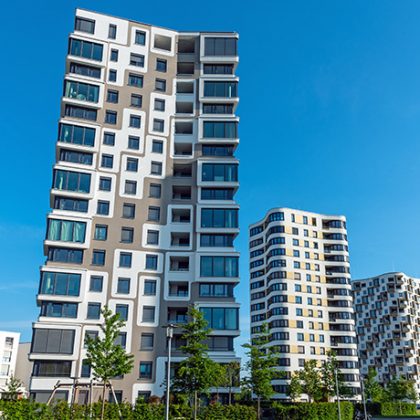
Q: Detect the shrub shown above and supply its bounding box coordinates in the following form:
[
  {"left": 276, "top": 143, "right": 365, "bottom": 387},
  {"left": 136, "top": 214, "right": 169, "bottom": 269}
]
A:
[
  {"left": 380, "top": 401, "right": 417, "bottom": 416},
  {"left": 272, "top": 401, "right": 354, "bottom": 420},
  {"left": 199, "top": 403, "right": 257, "bottom": 420}
]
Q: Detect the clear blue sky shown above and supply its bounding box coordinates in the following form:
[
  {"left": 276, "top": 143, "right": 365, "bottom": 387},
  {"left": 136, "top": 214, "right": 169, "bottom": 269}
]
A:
[{"left": 2, "top": 0, "right": 420, "bottom": 359}]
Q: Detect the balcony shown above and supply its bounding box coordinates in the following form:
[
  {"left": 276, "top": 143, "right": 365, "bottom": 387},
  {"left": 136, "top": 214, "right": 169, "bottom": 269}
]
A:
[
  {"left": 168, "top": 308, "right": 188, "bottom": 324},
  {"left": 168, "top": 282, "right": 189, "bottom": 298},
  {"left": 174, "top": 143, "right": 193, "bottom": 157},
  {"left": 172, "top": 186, "right": 191, "bottom": 200},
  {"left": 171, "top": 208, "right": 191, "bottom": 223},
  {"left": 169, "top": 256, "right": 189, "bottom": 272},
  {"left": 171, "top": 232, "right": 190, "bottom": 247},
  {"left": 173, "top": 163, "right": 192, "bottom": 178}
]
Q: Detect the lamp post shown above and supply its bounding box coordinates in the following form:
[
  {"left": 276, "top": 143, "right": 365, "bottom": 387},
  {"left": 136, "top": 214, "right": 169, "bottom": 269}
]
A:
[
  {"left": 360, "top": 375, "right": 368, "bottom": 420},
  {"left": 164, "top": 324, "right": 177, "bottom": 420},
  {"left": 335, "top": 368, "right": 342, "bottom": 420}
]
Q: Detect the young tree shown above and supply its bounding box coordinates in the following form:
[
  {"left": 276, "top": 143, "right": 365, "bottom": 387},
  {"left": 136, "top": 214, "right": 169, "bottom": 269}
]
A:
[
  {"left": 288, "top": 374, "right": 303, "bottom": 402},
  {"left": 385, "top": 376, "right": 417, "bottom": 414},
  {"left": 172, "top": 305, "right": 222, "bottom": 419},
  {"left": 363, "top": 368, "right": 385, "bottom": 403},
  {"left": 224, "top": 361, "right": 241, "bottom": 405},
  {"left": 320, "top": 351, "right": 350, "bottom": 401},
  {"left": 242, "top": 323, "right": 279, "bottom": 419},
  {"left": 4, "top": 375, "right": 23, "bottom": 400},
  {"left": 85, "top": 306, "right": 134, "bottom": 420},
  {"left": 294, "top": 360, "right": 323, "bottom": 403}
]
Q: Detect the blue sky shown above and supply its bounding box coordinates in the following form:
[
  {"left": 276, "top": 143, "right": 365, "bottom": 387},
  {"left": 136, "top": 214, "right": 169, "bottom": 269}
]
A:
[{"left": 2, "top": 0, "right": 420, "bottom": 360}]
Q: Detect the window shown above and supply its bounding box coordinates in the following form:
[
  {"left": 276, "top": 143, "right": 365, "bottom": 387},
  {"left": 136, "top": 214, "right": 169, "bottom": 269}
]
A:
[
  {"left": 201, "top": 188, "right": 234, "bottom": 200},
  {"left": 130, "top": 53, "right": 145, "bottom": 67},
  {"left": 116, "top": 304, "right": 128, "bottom": 321},
  {"left": 119, "top": 252, "right": 132, "bottom": 268},
  {"left": 203, "top": 64, "right": 234, "bottom": 74},
  {"left": 99, "top": 177, "right": 112, "bottom": 191},
  {"left": 126, "top": 158, "right": 139, "bottom": 172},
  {"left": 144, "top": 280, "right": 157, "bottom": 295},
  {"left": 145, "top": 255, "right": 158, "bottom": 270},
  {"left": 155, "top": 79, "right": 166, "bottom": 92},
  {"left": 75, "top": 17, "right": 95, "bottom": 34},
  {"left": 141, "top": 333, "right": 154, "bottom": 349},
  {"left": 64, "top": 81, "right": 99, "bottom": 103},
  {"left": 31, "top": 329, "right": 75, "bottom": 354},
  {"left": 147, "top": 230, "right": 159, "bottom": 245},
  {"left": 101, "top": 154, "right": 113, "bottom": 168},
  {"left": 149, "top": 184, "right": 161, "bottom": 198},
  {"left": 200, "top": 234, "right": 234, "bottom": 247},
  {"left": 121, "top": 227, "right": 134, "bottom": 243},
  {"left": 87, "top": 303, "right": 101, "bottom": 319},
  {"left": 92, "top": 250, "right": 105, "bottom": 266},
  {"left": 33, "top": 360, "right": 72, "bottom": 377},
  {"left": 94, "top": 225, "right": 108, "bottom": 240},
  {"left": 135, "top": 30, "right": 146, "bottom": 45},
  {"left": 64, "top": 105, "right": 97, "bottom": 121},
  {"left": 69, "top": 62, "right": 101, "bottom": 79},
  {"left": 129, "top": 115, "right": 141, "bottom": 128},
  {"left": 39, "top": 272, "right": 81, "bottom": 296},
  {"left": 297, "top": 333, "right": 304, "bottom": 341},
  {"left": 200, "top": 307, "right": 238, "bottom": 330},
  {"left": 199, "top": 283, "right": 233, "bottom": 297},
  {"left": 115, "top": 333, "right": 127, "bottom": 349},
  {"left": 139, "top": 362, "right": 152, "bottom": 379},
  {"left": 203, "top": 81, "right": 238, "bottom": 98},
  {"left": 110, "top": 49, "right": 118, "bottom": 62},
  {"left": 40, "top": 302, "right": 78, "bottom": 318},
  {"left": 204, "top": 37, "right": 237, "bottom": 56},
  {"left": 154, "top": 34, "right": 171, "bottom": 51},
  {"left": 47, "top": 247, "right": 83, "bottom": 264},
  {"left": 103, "top": 132, "right": 115, "bottom": 146},
  {"left": 156, "top": 58, "right": 167, "bottom": 72},
  {"left": 117, "top": 278, "right": 130, "bottom": 294},
  {"left": 107, "top": 90, "right": 119, "bottom": 103},
  {"left": 154, "top": 99, "right": 165, "bottom": 111},
  {"left": 151, "top": 161, "right": 162, "bottom": 175},
  {"left": 148, "top": 206, "right": 160, "bottom": 221},
  {"left": 203, "top": 121, "right": 238, "bottom": 138},
  {"left": 128, "top": 136, "right": 140, "bottom": 150},
  {"left": 108, "top": 24, "right": 117, "bottom": 39},
  {"left": 47, "top": 219, "right": 86, "bottom": 243},
  {"left": 152, "top": 140, "right": 163, "bottom": 153},
  {"left": 202, "top": 163, "right": 238, "bottom": 182},
  {"left": 89, "top": 276, "right": 103, "bottom": 292},
  {"left": 128, "top": 73, "right": 143, "bottom": 88},
  {"left": 58, "top": 123, "right": 95, "bottom": 147},
  {"left": 201, "top": 208, "right": 238, "bottom": 228},
  {"left": 131, "top": 94, "right": 142, "bottom": 108},
  {"left": 81, "top": 359, "right": 91, "bottom": 377},
  {"left": 202, "top": 104, "right": 234, "bottom": 114},
  {"left": 105, "top": 111, "right": 117, "bottom": 125},
  {"left": 153, "top": 119, "right": 164, "bottom": 132},
  {"left": 124, "top": 180, "right": 137, "bottom": 195},
  {"left": 97, "top": 200, "right": 110, "bottom": 215},
  {"left": 142, "top": 306, "right": 155, "bottom": 322},
  {"left": 69, "top": 38, "right": 103, "bottom": 61},
  {"left": 200, "top": 256, "right": 239, "bottom": 277},
  {"left": 122, "top": 203, "right": 135, "bottom": 218},
  {"left": 108, "top": 69, "right": 117, "bottom": 82}
]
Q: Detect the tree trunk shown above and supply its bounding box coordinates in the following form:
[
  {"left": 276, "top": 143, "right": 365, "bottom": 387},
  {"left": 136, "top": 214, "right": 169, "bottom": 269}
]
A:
[
  {"left": 101, "top": 381, "right": 106, "bottom": 420},
  {"left": 257, "top": 396, "right": 261, "bottom": 420},
  {"left": 193, "top": 390, "right": 198, "bottom": 420}
]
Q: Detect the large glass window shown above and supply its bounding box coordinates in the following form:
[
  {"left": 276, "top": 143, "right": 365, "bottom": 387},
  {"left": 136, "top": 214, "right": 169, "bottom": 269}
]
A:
[
  {"left": 47, "top": 219, "right": 86, "bottom": 243},
  {"left": 201, "top": 188, "right": 234, "bottom": 200},
  {"left": 47, "top": 247, "right": 83, "bottom": 264},
  {"left": 202, "top": 163, "right": 238, "bottom": 182},
  {"left": 53, "top": 170, "right": 91, "bottom": 193},
  {"left": 203, "top": 121, "right": 237, "bottom": 138},
  {"left": 31, "top": 329, "right": 75, "bottom": 354},
  {"left": 200, "top": 307, "right": 238, "bottom": 330},
  {"left": 199, "top": 283, "right": 234, "bottom": 297},
  {"left": 200, "top": 256, "right": 239, "bottom": 277},
  {"left": 40, "top": 302, "right": 78, "bottom": 318},
  {"left": 201, "top": 208, "right": 238, "bottom": 228},
  {"left": 53, "top": 197, "right": 88, "bottom": 213},
  {"left": 64, "top": 81, "right": 99, "bottom": 103},
  {"left": 70, "top": 63, "right": 101, "bottom": 79},
  {"left": 75, "top": 17, "right": 95, "bottom": 34},
  {"left": 203, "top": 81, "right": 237, "bottom": 98},
  {"left": 59, "top": 149, "right": 93, "bottom": 165},
  {"left": 200, "top": 234, "right": 234, "bottom": 247},
  {"left": 64, "top": 105, "right": 97, "bottom": 121},
  {"left": 202, "top": 104, "right": 234, "bottom": 114},
  {"left": 204, "top": 37, "right": 237, "bottom": 56},
  {"left": 69, "top": 38, "right": 103, "bottom": 61},
  {"left": 39, "top": 272, "right": 81, "bottom": 296},
  {"left": 33, "top": 360, "right": 72, "bottom": 377},
  {"left": 203, "top": 64, "right": 234, "bottom": 74},
  {"left": 58, "top": 123, "right": 95, "bottom": 147}
]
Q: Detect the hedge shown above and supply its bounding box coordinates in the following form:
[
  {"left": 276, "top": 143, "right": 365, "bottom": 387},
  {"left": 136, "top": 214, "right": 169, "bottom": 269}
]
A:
[
  {"left": 380, "top": 402, "right": 417, "bottom": 416},
  {"left": 273, "top": 401, "right": 354, "bottom": 420},
  {"left": 199, "top": 403, "right": 257, "bottom": 419}
]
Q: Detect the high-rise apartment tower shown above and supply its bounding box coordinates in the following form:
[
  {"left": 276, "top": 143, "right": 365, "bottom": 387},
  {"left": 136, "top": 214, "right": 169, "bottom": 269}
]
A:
[
  {"left": 249, "top": 208, "right": 359, "bottom": 400},
  {"left": 29, "top": 8, "right": 240, "bottom": 403},
  {"left": 353, "top": 272, "right": 420, "bottom": 396}
]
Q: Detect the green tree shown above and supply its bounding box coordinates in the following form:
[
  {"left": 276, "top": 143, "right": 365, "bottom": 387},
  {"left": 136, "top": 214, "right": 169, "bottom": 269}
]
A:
[
  {"left": 85, "top": 306, "right": 134, "bottom": 420},
  {"left": 242, "top": 323, "right": 279, "bottom": 419},
  {"left": 224, "top": 361, "right": 241, "bottom": 405},
  {"left": 385, "top": 376, "right": 417, "bottom": 414},
  {"left": 4, "top": 375, "right": 23, "bottom": 400},
  {"left": 363, "top": 368, "right": 385, "bottom": 403},
  {"left": 293, "top": 359, "right": 323, "bottom": 402},
  {"left": 320, "top": 351, "right": 350, "bottom": 401},
  {"left": 288, "top": 374, "right": 303, "bottom": 402},
  {"left": 172, "top": 305, "right": 222, "bottom": 419}
]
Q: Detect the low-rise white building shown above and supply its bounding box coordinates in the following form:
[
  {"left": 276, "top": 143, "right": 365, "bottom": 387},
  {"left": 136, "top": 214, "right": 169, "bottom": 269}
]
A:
[{"left": 0, "top": 331, "right": 20, "bottom": 395}]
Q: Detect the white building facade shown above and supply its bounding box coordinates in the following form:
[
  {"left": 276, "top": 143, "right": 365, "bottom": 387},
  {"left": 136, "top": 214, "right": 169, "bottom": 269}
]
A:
[
  {"left": 29, "top": 8, "right": 240, "bottom": 403},
  {"left": 249, "top": 208, "right": 360, "bottom": 400},
  {"left": 0, "top": 331, "right": 20, "bottom": 394},
  {"left": 353, "top": 272, "right": 420, "bottom": 395}
]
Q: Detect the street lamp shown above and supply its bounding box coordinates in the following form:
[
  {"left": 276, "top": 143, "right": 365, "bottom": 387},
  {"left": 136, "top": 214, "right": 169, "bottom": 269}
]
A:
[
  {"left": 164, "top": 324, "right": 177, "bottom": 420},
  {"left": 360, "top": 375, "right": 368, "bottom": 420},
  {"left": 335, "top": 368, "right": 342, "bottom": 420}
]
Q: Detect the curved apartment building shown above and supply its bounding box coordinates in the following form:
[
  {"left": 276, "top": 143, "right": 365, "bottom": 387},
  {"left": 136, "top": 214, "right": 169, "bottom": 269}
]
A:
[
  {"left": 29, "top": 8, "right": 240, "bottom": 403},
  {"left": 249, "top": 208, "right": 359, "bottom": 399}
]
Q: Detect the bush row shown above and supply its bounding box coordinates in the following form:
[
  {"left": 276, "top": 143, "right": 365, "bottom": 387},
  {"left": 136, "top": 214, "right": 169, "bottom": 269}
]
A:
[
  {"left": 380, "top": 401, "right": 417, "bottom": 416},
  {"left": 273, "top": 401, "right": 354, "bottom": 420}
]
